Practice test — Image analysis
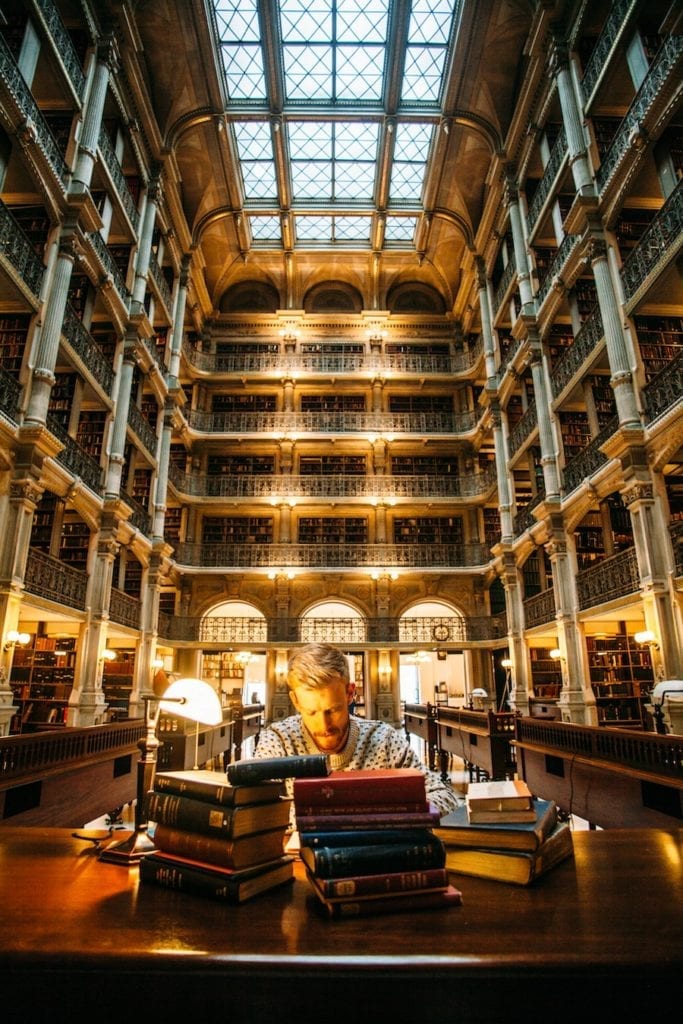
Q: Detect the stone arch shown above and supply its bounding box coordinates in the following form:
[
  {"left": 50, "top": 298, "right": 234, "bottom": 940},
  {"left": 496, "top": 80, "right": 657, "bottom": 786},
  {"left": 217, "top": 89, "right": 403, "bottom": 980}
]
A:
[
  {"left": 300, "top": 599, "right": 366, "bottom": 643},
  {"left": 386, "top": 281, "right": 447, "bottom": 314},
  {"left": 199, "top": 599, "right": 267, "bottom": 643},
  {"left": 218, "top": 280, "right": 280, "bottom": 313},
  {"left": 303, "top": 281, "right": 363, "bottom": 313},
  {"left": 398, "top": 599, "right": 466, "bottom": 644}
]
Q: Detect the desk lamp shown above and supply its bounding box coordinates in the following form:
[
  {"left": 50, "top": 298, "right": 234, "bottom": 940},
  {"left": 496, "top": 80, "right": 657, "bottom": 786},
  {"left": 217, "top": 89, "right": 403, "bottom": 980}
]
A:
[{"left": 98, "top": 677, "right": 223, "bottom": 865}]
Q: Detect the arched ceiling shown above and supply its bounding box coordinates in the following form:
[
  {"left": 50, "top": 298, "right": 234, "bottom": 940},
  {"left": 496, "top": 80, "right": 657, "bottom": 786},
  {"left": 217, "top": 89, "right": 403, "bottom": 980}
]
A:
[{"left": 131, "top": 0, "right": 533, "bottom": 312}]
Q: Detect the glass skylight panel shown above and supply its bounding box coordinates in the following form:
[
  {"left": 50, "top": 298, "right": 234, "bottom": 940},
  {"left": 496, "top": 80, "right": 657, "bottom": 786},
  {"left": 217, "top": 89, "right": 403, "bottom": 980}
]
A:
[
  {"left": 214, "top": 0, "right": 266, "bottom": 100},
  {"left": 402, "top": 0, "right": 456, "bottom": 103},
  {"left": 334, "top": 216, "right": 371, "bottom": 242},
  {"left": 295, "top": 215, "right": 370, "bottom": 243},
  {"left": 249, "top": 215, "right": 282, "bottom": 243},
  {"left": 296, "top": 215, "right": 334, "bottom": 241},
  {"left": 390, "top": 122, "right": 433, "bottom": 202},
  {"left": 384, "top": 216, "right": 417, "bottom": 242},
  {"left": 233, "top": 122, "right": 278, "bottom": 199},
  {"left": 289, "top": 121, "right": 377, "bottom": 202}
]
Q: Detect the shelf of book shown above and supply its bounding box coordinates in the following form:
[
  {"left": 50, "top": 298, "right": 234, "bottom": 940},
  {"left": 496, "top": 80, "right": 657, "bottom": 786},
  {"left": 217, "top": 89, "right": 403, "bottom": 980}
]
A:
[
  {"left": 9, "top": 635, "right": 77, "bottom": 733},
  {"left": 392, "top": 516, "right": 463, "bottom": 545},
  {"left": 201, "top": 516, "right": 274, "bottom": 544},
  {"left": 102, "top": 650, "right": 136, "bottom": 719},
  {"left": 586, "top": 632, "right": 654, "bottom": 727}
]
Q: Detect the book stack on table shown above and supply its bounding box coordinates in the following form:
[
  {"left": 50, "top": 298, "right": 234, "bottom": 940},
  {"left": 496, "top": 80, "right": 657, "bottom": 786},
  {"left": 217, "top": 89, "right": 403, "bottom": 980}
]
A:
[
  {"left": 434, "top": 779, "right": 574, "bottom": 885},
  {"left": 294, "top": 768, "right": 463, "bottom": 917},
  {"left": 139, "top": 767, "right": 296, "bottom": 903}
]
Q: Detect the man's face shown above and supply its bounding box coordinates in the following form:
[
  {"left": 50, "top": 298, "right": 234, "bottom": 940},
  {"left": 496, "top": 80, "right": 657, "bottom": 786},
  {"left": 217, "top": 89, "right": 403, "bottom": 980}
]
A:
[{"left": 290, "top": 677, "right": 353, "bottom": 753}]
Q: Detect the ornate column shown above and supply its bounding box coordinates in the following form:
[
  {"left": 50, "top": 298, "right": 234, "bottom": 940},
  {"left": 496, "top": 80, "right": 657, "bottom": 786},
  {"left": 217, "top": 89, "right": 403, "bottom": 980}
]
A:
[
  {"left": 24, "top": 234, "right": 78, "bottom": 425},
  {"left": 490, "top": 400, "right": 514, "bottom": 541},
  {"left": 168, "top": 255, "right": 190, "bottom": 386},
  {"left": 72, "top": 35, "right": 118, "bottom": 191},
  {"left": 131, "top": 174, "right": 161, "bottom": 312},
  {"left": 528, "top": 337, "right": 561, "bottom": 499},
  {"left": 549, "top": 38, "right": 594, "bottom": 195},
  {"left": 499, "top": 554, "right": 530, "bottom": 715},
  {"left": 104, "top": 339, "right": 136, "bottom": 498},
  {"left": 152, "top": 402, "right": 174, "bottom": 542},
  {"left": 504, "top": 167, "right": 534, "bottom": 313},
  {"left": 586, "top": 237, "right": 641, "bottom": 428},
  {"left": 475, "top": 257, "right": 497, "bottom": 381}
]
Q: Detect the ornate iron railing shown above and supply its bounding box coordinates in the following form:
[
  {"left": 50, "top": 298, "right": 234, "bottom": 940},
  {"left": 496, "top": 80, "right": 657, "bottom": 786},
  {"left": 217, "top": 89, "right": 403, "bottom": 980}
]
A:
[
  {"left": 0, "top": 365, "right": 21, "bottom": 423},
  {"left": 97, "top": 127, "right": 140, "bottom": 231},
  {"left": 35, "top": 0, "right": 86, "bottom": 98},
  {"left": 561, "top": 416, "right": 617, "bottom": 496},
  {"left": 550, "top": 307, "right": 603, "bottom": 398},
  {"left": 507, "top": 401, "right": 537, "bottom": 454},
  {"left": 167, "top": 469, "right": 497, "bottom": 500},
  {"left": 147, "top": 250, "right": 173, "bottom": 313},
  {"left": 127, "top": 403, "right": 158, "bottom": 456},
  {"left": 109, "top": 587, "right": 141, "bottom": 629},
  {"left": 0, "top": 198, "right": 46, "bottom": 298},
  {"left": 47, "top": 416, "right": 103, "bottom": 494},
  {"left": 535, "top": 233, "right": 581, "bottom": 307},
  {"left": 513, "top": 491, "right": 545, "bottom": 536},
  {"left": 524, "top": 588, "right": 556, "bottom": 628},
  {"left": 597, "top": 36, "right": 683, "bottom": 193},
  {"left": 185, "top": 408, "right": 478, "bottom": 435},
  {"left": 0, "top": 34, "right": 69, "bottom": 185},
  {"left": 25, "top": 547, "right": 88, "bottom": 610},
  {"left": 61, "top": 303, "right": 115, "bottom": 394},
  {"left": 492, "top": 255, "right": 516, "bottom": 315},
  {"left": 576, "top": 547, "right": 640, "bottom": 610},
  {"left": 580, "top": 0, "right": 637, "bottom": 104},
  {"left": 174, "top": 541, "right": 491, "bottom": 569},
  {"left": 671, "top": 519, "right": 683, "bottom": 578},
  {"left": 87, "top": 231, "right": 130, "bottom": 303},
  {"left": 120, "top": 490, "right": 152, "bottom": 534},
  {"left": 621, "top": 178, "right": 683, "bottom": 306},
  {"left": 527, "top": 127, "right": 568, "bottom": 228}
]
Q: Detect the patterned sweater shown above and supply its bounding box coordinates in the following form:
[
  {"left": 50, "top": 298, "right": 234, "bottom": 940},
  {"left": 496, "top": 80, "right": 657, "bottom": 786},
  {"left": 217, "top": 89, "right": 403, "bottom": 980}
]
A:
[{"left": 253, "top": 713, "right": 461, "bottom": 816}]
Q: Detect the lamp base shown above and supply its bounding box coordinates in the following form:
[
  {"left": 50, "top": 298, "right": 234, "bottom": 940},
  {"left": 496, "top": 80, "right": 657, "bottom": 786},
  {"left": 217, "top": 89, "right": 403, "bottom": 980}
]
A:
[{"left": 98, "top": 828, "right": 157, "bottom": 864}]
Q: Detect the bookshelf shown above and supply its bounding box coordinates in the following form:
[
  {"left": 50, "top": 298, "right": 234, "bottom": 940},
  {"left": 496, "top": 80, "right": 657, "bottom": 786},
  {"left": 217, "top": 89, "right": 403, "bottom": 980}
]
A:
[
  {"left": 391, "top": 455, "right": 459, "bottom": 475},
  {"left": 388, "top": 394, "right": 452, "bottom": 413},
  {"left": 633, "top": 315, "right": 683, "bottom": 379},
  {"left": 392, "top": 516, "right": 463, "bottom": 544},
  {"left": 48, "top": 373, "right": 78, "bottom": 431},
  {"left": 589, "top": 374, "right": 617, "bottom": 425},
  {"left": 385, "top": 342, "right": 450, "bottom": 355},
  {"left": 30, "top": 493, "right": 60, "bottom": 553},
  {"left": 297, "top": 517, "right": 368, "bottom": 543},
  {"left": 586, "top": 632, "right": 653, "bottom": 727},
  {"left": 212, "top": 393, "right": 277, "bottom": 411},
  {"left": 163, "top": 505, "right": 182, "bottom": 544},
  {"left": 215, "top": 341, "right": 280, "bottom": 354},
  {"left": 132, "top": 467, "right": 152, "bottom": 506},
  {"left": 59, "top": 514, "right": 91, "bottom": 570},
  {"left": 9, "top": 635, "right": 77, "bottom": 733},
  {"left": 574, "top": 510, "right": 604, "bottom": 569},
  {"left": 301, "top": 394, "right": 365, "bottom": 412},
  {"left": 102, "top": 650, "right": 136, "bottom": 720},
  {"left": 299, "top": 455, "right": 366, "bottom": 475},
  {"left": 546, "top": 323, "right": 574, "bottom": 367},
  {"left": 559, "top": 410, "right": 591, "bottom": 460},
  {"left": 202, "top": 516, "right": 274, "bottom": 544},
  {"left": 528, "top": 646, "right": 562, "bottom": 701},
  {"left": 76, "top": 411, "right": 107, "bottom": 459},
  {"left": 0, "top": 314, "right": 31, "bottom": 375},
  {"left": 207, "top": 455, "right": 275, "bottom": 475},
  {"left": 483, "top": 507, "right": 501, "bottom": 547}
]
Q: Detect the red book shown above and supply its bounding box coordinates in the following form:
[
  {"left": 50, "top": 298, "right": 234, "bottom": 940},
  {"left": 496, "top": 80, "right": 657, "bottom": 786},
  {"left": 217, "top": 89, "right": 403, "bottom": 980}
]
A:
[
  {"left": 293, "top": 768, "right": 427, "bottom": 811},
  {"left": 309, "top": 882, "right": 463, "bottom": 918},
  {"left": 296, "top": 805, "right": 441, "bottom": 833}
]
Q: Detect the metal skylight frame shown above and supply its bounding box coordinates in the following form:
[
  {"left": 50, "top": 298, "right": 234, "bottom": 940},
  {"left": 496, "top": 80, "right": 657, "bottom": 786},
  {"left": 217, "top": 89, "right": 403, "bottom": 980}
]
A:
[{"left": 211, "top": 0, "right": 460, "bottom": 250}]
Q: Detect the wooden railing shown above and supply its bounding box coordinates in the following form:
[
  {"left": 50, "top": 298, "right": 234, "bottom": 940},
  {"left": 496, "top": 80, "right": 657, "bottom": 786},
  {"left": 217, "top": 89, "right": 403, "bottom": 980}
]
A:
[{"left": 0, "top": 720, "right": 145, "bottom": 784}]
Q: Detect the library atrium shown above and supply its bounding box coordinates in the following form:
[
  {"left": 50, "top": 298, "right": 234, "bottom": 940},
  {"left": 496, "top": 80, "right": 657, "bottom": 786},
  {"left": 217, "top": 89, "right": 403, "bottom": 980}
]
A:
[{"left": 0, "top": 0, "right": 681, "bottom": 771}]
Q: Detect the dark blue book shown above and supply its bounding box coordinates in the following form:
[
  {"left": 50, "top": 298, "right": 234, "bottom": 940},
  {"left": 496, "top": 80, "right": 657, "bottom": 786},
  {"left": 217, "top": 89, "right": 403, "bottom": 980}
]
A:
[
  {"left": 300, "top": 828, "right": 436, "bottom": 848},
  {"left": 299, "top": 831, "right": 446, "bottom": 878},
  {"left": 433, "top": 798, "right": 558, "bottom": 852}
]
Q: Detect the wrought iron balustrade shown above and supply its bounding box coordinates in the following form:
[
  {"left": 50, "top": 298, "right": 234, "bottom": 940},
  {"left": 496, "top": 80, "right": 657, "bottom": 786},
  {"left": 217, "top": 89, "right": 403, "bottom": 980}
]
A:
[
  {"left": 127, "top": 403, "right": 158, "bottom": 456},
  {"left": 148, "top": 250, "right": 173, "bottom": 313},
  {"left": 492, "top": 255, "right": 516, "bottom": 315},
  {"left": 581, "top": 0, "right": 636, "bottom": 104},
  {"left": 535, "top": 234, "right": 580, "bottom": 308},
  {"left": 576, "top": 547, "right": 639, "bottom": 610},
  {"left": 561, "top": 416, "right": 617, "bottom": 496},
  {"left": 25, "top": 547, "right": 88, "bottom": 610},
  {"left": 621, "top": 178, "right": 683, "bottom": 306},
  {"left": 527, "top": 127, "right": 567, "bottom": 229},
  {"left": 0, "top": 365, "right": 21, "bottom": 423},
  {"left": 61, "top": 303, "right": 114, "bottom": 394},
  {"left": 185, "top": 408, "right": 477, "bottom": 435},
  {"left": 0, "top": 198, "right": 46, "bottom": 299},
  {"left": 550, "top": 308, "right": 603, "bottom": 398},
  {"left": 513, "top": 491, "right": 545, "bottom": 536},
  {"left": 109, "top": 588, "right": 142, "bottom": 629},
  {"left": 97, "top": 128, "right": 140, "bottom": 231},
  {"left": 507, "top": 401, "right": 537, "bottom": 455},
  {"left": 35, "top": 0, "right": 86, "bottom": 98},
  {"left": 87, "top": 231, "right": 131, "bottom": 304},
  {"left": 174, "top": 541, "right": 491, "bottom": 569},
  {"left": 524, "top": 588, "right": 556, "bottom": 629},
  {"left": 47, "top": 416, "right": 103, "bottom": 494}
]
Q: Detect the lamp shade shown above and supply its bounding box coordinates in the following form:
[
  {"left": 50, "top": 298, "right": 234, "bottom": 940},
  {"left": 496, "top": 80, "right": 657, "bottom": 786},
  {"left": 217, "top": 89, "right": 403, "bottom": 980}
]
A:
[{"left": 160, "top": 677, "right": 223, "bottom": 726}]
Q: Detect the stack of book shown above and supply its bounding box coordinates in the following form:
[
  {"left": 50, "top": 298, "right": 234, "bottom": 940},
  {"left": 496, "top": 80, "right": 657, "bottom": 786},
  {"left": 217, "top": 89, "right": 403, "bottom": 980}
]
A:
[
  {"left": 294, "top": 768, "right": 463, "bottom": 917},
  {"left": 434, "top": 779, "right": 574, "bottom": 885},
  {"left": 138, "top": 768, "right": 296, "bottom": 903}
]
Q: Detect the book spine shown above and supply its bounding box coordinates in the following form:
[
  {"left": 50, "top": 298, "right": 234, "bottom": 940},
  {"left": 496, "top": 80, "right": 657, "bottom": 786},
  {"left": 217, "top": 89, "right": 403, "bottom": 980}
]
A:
[
  {"left": 296, "top": 809, "right": 440, "bottom": 831},
  {"left": 293, "top": 776, "right": 426, "bottom": 806},
  {"left": 140, "top": 856, "right": 244, "bottom": 901},
  {"left": 227, "top": 754, "right": 330, "bottom": 785},
  {"left": 295, "top": 801, "right": 429, "bottom": 816},
  {"left": 153, "top": 777, "right": 236, "bottom": 806},
  {"left": 144, "top": 791, "right": 234, "bottom": 835},
  {"left": 319, "top": 886, "right": 463, "bottom": 918},
  {"left": 307, "top": 839, "right": 446, "bottom": 878},
  {"left": 153, "top": 824, "right": 239, "bottom": 867},
  {"left": 300, "top": 828, "right": 436, "bottom": 848},
  {"left": 316, "top": 866, "right": 449, "bottom": 898}
]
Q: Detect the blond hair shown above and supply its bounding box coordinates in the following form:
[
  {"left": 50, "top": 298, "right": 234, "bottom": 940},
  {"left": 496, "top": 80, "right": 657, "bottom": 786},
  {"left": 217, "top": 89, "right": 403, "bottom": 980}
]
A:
[{"left": 287, "top": 643, "right": 350, "bottom": 691}]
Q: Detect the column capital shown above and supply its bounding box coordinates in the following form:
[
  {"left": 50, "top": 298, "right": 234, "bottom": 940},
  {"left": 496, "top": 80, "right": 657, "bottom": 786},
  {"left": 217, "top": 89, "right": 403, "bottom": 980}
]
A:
[
  {"left": 622, "top": 481, "right": 654, "bottom": 507},
  {"left": 548, "top": 38, "right": 569, "bottom": 78},
  {"left": 584, "top": 236, "right": 608, "bottom": 265},
  {"left": 96, "top": 33, "right": 120, "bottom": 74},
  {"left": 474, "top": 256, "right": 487, "bottom": 290}
]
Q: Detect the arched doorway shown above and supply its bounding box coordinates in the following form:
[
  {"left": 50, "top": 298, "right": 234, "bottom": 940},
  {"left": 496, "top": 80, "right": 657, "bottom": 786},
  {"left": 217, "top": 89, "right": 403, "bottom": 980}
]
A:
[
  {"left": 301, "top": 601, "right": 366, "bottom": 716},
  {"left": 200, "top": 601, "right": 267, "bottom": 705},
  {"left": 398, "top": 601, "right": 467, "bottom": 706}
]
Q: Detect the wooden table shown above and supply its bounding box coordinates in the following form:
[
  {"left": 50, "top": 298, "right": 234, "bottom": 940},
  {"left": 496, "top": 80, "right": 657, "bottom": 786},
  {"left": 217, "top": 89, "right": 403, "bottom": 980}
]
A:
[{"left": 0, "top": 827, "right": 680, "bottom": 1022}]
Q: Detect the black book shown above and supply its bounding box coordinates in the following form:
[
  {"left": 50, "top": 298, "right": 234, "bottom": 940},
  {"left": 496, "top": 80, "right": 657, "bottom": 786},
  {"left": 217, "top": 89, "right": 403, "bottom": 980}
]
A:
[
  {"left": 144, "top": 790, "right": 292, "bottom": 838},
  {"left": 139, "top": 852, "right": 295, "bottom": 903},
  {"left": 227, "top": 754, "right": 330, "bottom": 786},
  {"left": 300, "top": 831, "right": 446, "bottom": 879}
]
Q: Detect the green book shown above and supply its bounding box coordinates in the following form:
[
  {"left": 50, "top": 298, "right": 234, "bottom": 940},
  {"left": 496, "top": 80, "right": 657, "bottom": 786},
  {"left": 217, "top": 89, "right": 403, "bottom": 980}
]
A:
[{"left": 434, "top": 799, "right": 558, "bottom": 852}]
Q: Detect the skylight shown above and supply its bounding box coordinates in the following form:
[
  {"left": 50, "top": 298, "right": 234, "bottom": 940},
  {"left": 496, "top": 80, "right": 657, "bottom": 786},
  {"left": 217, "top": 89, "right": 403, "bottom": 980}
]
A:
[{"left": 212, "top": 0, "right": 459, "bottom": 250}]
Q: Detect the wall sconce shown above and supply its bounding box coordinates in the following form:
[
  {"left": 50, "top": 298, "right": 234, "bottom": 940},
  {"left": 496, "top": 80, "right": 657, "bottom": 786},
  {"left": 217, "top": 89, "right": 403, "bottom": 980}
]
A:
[
  {"left": 98, "top": 677, "right": 223, "bottom": 864},
  {"left": 4, "top": 630, "right": 31, "bottom": 651},
  {"left": 549, "top": 648, "right": 564, "bottom": 661},
  {"left": 100, "top": 648, "right": 117, "bottom": 663},
  {"left": 501, "top": 658, "right": 513, "bottom": 669},
  {"left": 151, "top": 657, "right": 165, "bottom": 671},
  {"left": 635, "top": 629, "right": 659, "bottom": 650}
]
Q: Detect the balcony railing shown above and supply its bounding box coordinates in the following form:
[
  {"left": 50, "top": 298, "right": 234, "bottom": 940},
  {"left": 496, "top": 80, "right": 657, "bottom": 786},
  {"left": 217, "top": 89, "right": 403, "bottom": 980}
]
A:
[
  {"left": 672, "top": 519, "right": 683, "bottom": 578},
  {"left": 97, "top": 127, "right": 140, "bottom": 231},
  {"left": 35, "top": 0, "right": 86, "bottom": 99},
  {"left": 643, "top": 349, "right": 683, "bottom": 426},
  {"left": 580, "top": 0, "right": 637, "bottom": 105},
  {"left": 550, "top": 307, "right": 603, "bottom": 398},
  {"left": 25, "top": 547, "right": 88, "bottom": 610},
  {"left": 156, "top": 613, "right": 508, "bottom": 644},
  {"left": 87, "top": 231, "right": 131, "bottom": 305},
  {"left": 596, "top": 36, "right": 683, "bottom": 193},
  {"left": 0, "top": 720, "right": 146, "bottom": 783},
  {"left": 535, "top": 233, "right": 581, "bottom": 308},
  {"left": 167, "top": 469, "right": 497, "bottom": 500},
  {"left": 523, "top": 588, "right": 556, "bottom": 628},
  {"left": 174, "top": 541, "right": 491, "bottom": 570},
  {"left": 527, "top": 127, "right": 567, "bottom": 230},
  {"left": 513, "top": 490, "right": 545, "bottom": 536},
  {"left": 561, "top": 416, "right": 617, "bottom": 497},
  {"left": 47, "top": 416, "right": 103, "bottom": 494},
  {"left": 621, "top": 178, "right": 683, "bottom": 306},
  {"left": 147, "top": 250, "right": 173, "bottom": 314},
  {"left": 0, "top": 34, "right": 69, "bottom": 186},
  {"left": 181, "top": 343, "right": 483, "bottom": 377},
  {"left": 0, "top": 198, "right": 46, "bottom": 299},
  {"left": 127, "top": 403, "right": 158, "bottom": 456},
  {"left": 0, "top": 365, "right": 21, "bottom": 424},
  {"left": 184, "top": 409, "right": 478, "bottom": 436},
  {"left": 109, "top": 587, "right": 142, "bottom": 629},
  {"left": 507, "top": 401, "right": 537, "bottom": 455},
  {"left": 576, "top": 547, "right": 640, "bottom": 610},
  {"left": 120, "top": 490, "right": 152, "bottom": 535},
  {"left": 492, "top": 255, "right": 516, "bottom": 316},
  {"left": 61, "top": 303, "right": 115, "bottom": 394}
]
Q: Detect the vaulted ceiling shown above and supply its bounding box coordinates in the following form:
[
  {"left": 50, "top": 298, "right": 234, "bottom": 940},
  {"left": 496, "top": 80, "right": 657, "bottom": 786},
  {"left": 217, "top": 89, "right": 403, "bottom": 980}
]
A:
[{"left": 130, "top": 0, "right": 534, "bottom": 316}]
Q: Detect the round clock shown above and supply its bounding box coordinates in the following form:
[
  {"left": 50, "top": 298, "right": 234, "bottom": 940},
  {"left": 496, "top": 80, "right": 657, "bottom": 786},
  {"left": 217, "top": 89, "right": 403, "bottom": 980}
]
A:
[{"left": 432, "top": 624, "right": 450, "bottom": 642}]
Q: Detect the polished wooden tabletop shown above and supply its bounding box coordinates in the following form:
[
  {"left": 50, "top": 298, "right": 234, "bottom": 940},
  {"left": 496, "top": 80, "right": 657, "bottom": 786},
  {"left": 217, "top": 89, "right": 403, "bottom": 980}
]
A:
[{"left": 1, "top": 826, "right": 680, "bottom": 1022}]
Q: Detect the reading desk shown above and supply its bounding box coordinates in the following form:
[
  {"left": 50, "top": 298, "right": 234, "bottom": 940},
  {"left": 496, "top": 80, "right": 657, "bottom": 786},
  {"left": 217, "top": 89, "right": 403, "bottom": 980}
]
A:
[{"left": 0, "top": 826, "right": 680, "bottom": 1022}]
